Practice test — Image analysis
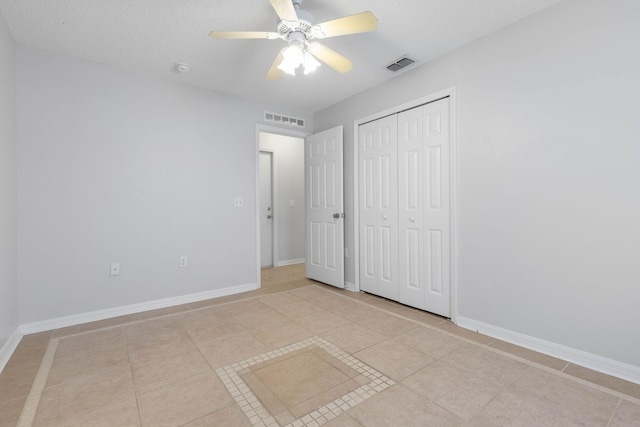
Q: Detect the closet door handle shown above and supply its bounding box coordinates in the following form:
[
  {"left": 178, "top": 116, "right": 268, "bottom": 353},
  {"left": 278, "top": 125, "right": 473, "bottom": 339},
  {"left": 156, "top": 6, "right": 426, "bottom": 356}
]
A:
[
  {"left": 382, "top": 215, "right": 388, "bottom": 220},
  {"left": 409, "top": 217, "right": 416, "bottom": 222}
]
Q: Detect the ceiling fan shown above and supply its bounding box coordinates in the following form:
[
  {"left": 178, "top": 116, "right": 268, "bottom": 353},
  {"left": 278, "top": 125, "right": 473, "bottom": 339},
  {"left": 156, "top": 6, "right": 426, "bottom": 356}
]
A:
[{"left": 209, "top": 0, "right": 378, "bottom": 80}]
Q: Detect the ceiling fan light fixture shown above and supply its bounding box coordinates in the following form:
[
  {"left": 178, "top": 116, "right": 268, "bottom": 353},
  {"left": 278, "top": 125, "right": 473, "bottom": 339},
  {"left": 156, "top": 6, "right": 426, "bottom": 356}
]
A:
[
  {"left": 278, "top": 44, "right": 304, "bottom": 75},
  {"left": 303, "top": 51, "right": 320, "bottom": 75}
]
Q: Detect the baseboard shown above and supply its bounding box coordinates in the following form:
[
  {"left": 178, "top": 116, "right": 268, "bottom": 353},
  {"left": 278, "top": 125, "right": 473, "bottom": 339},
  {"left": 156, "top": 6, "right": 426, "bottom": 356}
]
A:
[
  {"left": 456, "top": 316, "right": 640, "bottom": 385},
  {"left": 275, "top": 258, "right": 305, "bottom": 267},
  {"left": 20, "top": 282, "right": 258, "bottom": 335},
  {"left": 0, "top": 328, "right": 22, "bottom": 373}
]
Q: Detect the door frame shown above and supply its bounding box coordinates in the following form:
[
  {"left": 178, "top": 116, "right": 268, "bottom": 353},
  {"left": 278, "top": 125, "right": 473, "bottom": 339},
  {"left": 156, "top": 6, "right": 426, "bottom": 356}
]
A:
[
  {"left": 255, "top": 125, "right": 309, "bottom": 288},
  {"left": 352, "top": 87, "right": 459, "bottom": 322},
  {"left": 259, "top": 149, "right": 276, "bottom": 268}
]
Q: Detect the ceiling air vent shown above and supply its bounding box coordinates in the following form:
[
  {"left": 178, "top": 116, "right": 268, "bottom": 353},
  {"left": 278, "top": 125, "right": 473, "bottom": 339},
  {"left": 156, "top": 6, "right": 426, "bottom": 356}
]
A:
[
  {"left": 264, "top": 111, "right": 305, "bottom": 128},
  {"left": 387, "top": 56, "right": 415, "bottom": 72}
]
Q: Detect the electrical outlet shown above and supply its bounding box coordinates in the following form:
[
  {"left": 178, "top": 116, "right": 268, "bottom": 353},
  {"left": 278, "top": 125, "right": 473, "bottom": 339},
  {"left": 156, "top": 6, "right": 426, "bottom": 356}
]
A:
[
  {"left": 234, "top": 197, "right": 244, "bottom": 207},
  {"left": 110, "top": 263, "right": 120, "bottom": 276},
  {"left": 179, "top": 256, "right": 188, "bottom": 268}
]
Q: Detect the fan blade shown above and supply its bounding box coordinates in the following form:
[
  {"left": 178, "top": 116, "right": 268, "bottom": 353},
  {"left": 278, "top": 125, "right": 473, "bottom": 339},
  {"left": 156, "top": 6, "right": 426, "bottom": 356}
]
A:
[
  {"left": 266, "top": 49, "right": 286, "bottom": 80},
  {"left": 308, "top": 42, "right": 353, "bottom": 74},
  {"left": 209, "top": 31, "right": 279, "bottom": 40},
  {"left": 313, "top": 11, "right": 378, "bottom": 38},
  {"left": 269, "top": 0, "right": 298, "bottom": 22}
]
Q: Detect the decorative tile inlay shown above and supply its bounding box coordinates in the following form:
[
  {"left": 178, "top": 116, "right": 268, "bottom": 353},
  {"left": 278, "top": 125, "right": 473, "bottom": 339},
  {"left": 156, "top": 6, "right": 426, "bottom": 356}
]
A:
[{"left": 215, "top": 336, "right": 395, "bottom": 427}]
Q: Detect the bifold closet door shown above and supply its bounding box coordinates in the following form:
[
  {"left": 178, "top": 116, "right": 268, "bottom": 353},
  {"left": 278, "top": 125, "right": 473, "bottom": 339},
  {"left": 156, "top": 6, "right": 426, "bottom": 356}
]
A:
[
  {"left": 358, "top": 115, "right": 398, "bottom": 300},
  {"left": 398, "top": 98, "right": 451, "bottom": 317}
]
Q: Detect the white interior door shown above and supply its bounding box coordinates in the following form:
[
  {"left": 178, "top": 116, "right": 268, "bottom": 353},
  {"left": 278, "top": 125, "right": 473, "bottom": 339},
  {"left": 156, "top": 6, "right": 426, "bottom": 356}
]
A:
[
  {"left": 358, "top": 115, "right": 399, "bottom": 300},
  {"left": 260, "top": 151, "right": 273, "bottom": 268},
  {"left": 305, "top": 126, "right": 344, "bottom": 288},
  {"left": 422, "top": 98, "right": 451, "bottom": 317}
]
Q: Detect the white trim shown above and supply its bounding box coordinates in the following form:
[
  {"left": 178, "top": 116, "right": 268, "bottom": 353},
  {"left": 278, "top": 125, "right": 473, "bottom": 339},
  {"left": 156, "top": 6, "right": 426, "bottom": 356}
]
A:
[
  {"left": 259, "top": 149, "right": 278, "bottom": 267},
  {"left": 0, "top": 328, "right": 22, "bottom": 373},
  {"left": 352, "top": 88, "right": 458, "bottom": 322},
  {"left": 275, "top": 258, "right": 305, "bottom": 267},
  {"left": 255, "top": 125, "right": 310, "bottom": 287},
  {"left": 19, "top": 282, "right": 257, "bottom": 335},
  {"left": 344, "top": 281, "right": 357, "bottom": 292},
  {"left": 456, "top": 316, "right": 640, "bottom": 385}
]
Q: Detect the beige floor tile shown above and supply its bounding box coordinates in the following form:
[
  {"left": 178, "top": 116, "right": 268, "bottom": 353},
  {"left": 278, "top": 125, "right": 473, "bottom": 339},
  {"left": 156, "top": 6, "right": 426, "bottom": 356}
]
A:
[
  {"left": 435, "top": 321, "right": 494, "bottom": 344},
  {"left": 305, "top": 292, "right": 353, "bottom": 310},
  {"left": 8, "top": 331, "right": 51, "bottom": 366},
  {"left": 290, "top": 378, "right": 362, "bottom": 417},
  {"left": 33, "top": 366, "right": 137, "bottom": 426},
  {"left": 355, "top": 339, "right": 435, "bottom": 381},
  {"left": 323, "top": 412, "right": 364, "bottom": 426},
  {"left": 252, "top": 320, "right": 314, "bottom": 348},
  {"left": 489, "top": 339, "right": 569, "bottom": 371},
  {"left": 197, "top": 332, "right": 267, "bottom": 368},
  {"left": 396, "top": 307, "right": 448, "bottom": 326},
  {"left": 137, "top": 371, "right": 233, "bottom": 427},
  {"left": 229, "top": 307, "right": 290, "bottom": 331},
  {"left": 126, "top": 327, "right": 197, "bottom": 365},
  {"left": 472, "top": 367, "right": 619, "bottom": 426},
  {"left": 444, "top": 344, "right": 529, "bottom": 387},
  {"left": 213, "top": 298, "right": 272, "bottom": 317},
  {"left": 130, "top": 346, "right": 211, "bottom": 393},
  {"left": 240, "top": 370, "right": 289, "bottom": 418},
  {"left": 122, "top": 316, "right": 184, "bottom": 343},
  {"left": 563, "top": 363, "right": 640, "bottom": 399},
  {"left": 357, "top": 313, "right": 418, "bottom": 337},
  {"left": 320, "top": 324, "right": 387, "bottom": 354},
  {"left": 363, "top": 297, "right": 406, "bottom": 313},
  {"left": 179, "top": 310, "right": 247, "bottom": 344},
  {"left": 54, "top": 328, "right": 124, "bottom": 358},
  {"left": 273, "top": 300, "right": 325, "bottom": 319},
  {"left": 402, "top": 359, "right": 503, "bottom": 420},
  {"left": 258, "top": 292, "right": 305, "bottom": 308},
  {"left": 328, "top": 302, "right": 383, "bottom": 324},
  {"left": 396, "top": 326, "right": 466, "bottom": 359},
  {"left": 295, "top": 311, "right": 350, "bottom": 333},
  {"left": 182, "top": 404, "right": 252, "bottom": 426},
  {"left": 46, "top": 343, "right": 130, "bottom": 387},
  {"left": 75, "top": 313, "right": 140, "bottom": 333},
  {"left": 251, "top": 350, "right": 351, "bottom": 408},
  {"left": 0, "top": 396, "right": 26, "bottom": 427},
  {"left": 0, "top": 360, "right": 42, "bottom": 403},
  {"left": 348, "top": 384, "right": 462, "bottom": 427},
  {"left": 609, "top": 400, "right": 640, "bottom": 427},
  {"left": 288, "top": 285, "right": 336, "bottom": 300}
]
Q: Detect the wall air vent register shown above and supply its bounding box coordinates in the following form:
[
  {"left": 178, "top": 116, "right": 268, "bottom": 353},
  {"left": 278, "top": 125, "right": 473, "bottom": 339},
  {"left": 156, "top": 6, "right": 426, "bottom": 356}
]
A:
[{"left": 264, "top": 111, "right": 305, "bottom": 128}]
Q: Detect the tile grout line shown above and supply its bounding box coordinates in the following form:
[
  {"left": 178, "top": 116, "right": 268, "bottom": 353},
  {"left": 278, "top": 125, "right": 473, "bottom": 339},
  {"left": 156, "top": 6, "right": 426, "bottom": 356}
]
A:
[{"left": 16, "top": 337, "right": 59, "bottom": 427}]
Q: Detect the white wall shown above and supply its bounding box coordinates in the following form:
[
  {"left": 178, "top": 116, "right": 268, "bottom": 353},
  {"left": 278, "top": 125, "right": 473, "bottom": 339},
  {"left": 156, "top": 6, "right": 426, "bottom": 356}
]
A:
[
  {"left": 315, "top": 0, "right": 640, "bottom": 372},
  {"left": 16, "top": 47, "right": 312, "bottom": 325},
  {"left": 259, "top": 132, "right": 305, "bottom": 265},
  {"left": 0, "top": 10, "right": 18, "bottom": 353}
]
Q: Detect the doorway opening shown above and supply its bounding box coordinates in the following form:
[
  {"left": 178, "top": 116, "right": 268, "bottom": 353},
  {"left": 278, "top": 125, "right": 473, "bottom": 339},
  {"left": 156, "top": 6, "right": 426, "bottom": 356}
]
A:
[{"left": 256, "top": 127, "right": 307, "bottom": 285}]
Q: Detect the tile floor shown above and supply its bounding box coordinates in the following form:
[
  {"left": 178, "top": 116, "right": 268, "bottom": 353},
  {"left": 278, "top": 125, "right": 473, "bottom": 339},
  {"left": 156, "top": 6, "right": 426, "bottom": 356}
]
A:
[{"left": 1, "top": 264, "right": 639, "bottom": 426}]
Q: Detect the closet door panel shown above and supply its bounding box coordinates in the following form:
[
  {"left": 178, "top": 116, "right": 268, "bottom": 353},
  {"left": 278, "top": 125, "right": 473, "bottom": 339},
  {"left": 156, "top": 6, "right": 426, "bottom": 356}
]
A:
[
  {"left": 423, "top": 98, "right": 451, "bottom": 317},
  {"left": 398, "top": 107, "right": 425, "bottom": 309},
  {"left": 358, "top": 115, "right": 398, "bottom": 298}
]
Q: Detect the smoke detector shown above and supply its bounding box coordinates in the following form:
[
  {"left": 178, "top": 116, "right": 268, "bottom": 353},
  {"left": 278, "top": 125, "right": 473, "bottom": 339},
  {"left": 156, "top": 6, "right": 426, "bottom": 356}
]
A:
[{"left": 175, "top": 63, "right": 191, "bottom": 73}]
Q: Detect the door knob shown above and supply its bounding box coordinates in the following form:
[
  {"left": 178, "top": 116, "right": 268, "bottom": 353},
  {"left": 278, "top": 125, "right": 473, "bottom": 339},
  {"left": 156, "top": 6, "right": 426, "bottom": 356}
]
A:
[
  {"left": 333, "top": 213, "right": 340, "bottom": 219},
  {"left": 267, "top": 215, "right": 272, "bottom": 219},
  {"left": 382, "top": 215, "right": 388, "bottom": 220},
  {"left": 409, "top": 217, "right": 416, "bottom": 222}
]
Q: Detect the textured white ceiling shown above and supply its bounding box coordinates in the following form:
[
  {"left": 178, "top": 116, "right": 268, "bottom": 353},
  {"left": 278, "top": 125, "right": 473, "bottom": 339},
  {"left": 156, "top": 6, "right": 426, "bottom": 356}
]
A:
[{"left": 0, "top": 0, "right": 564, "bottom": 112}]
